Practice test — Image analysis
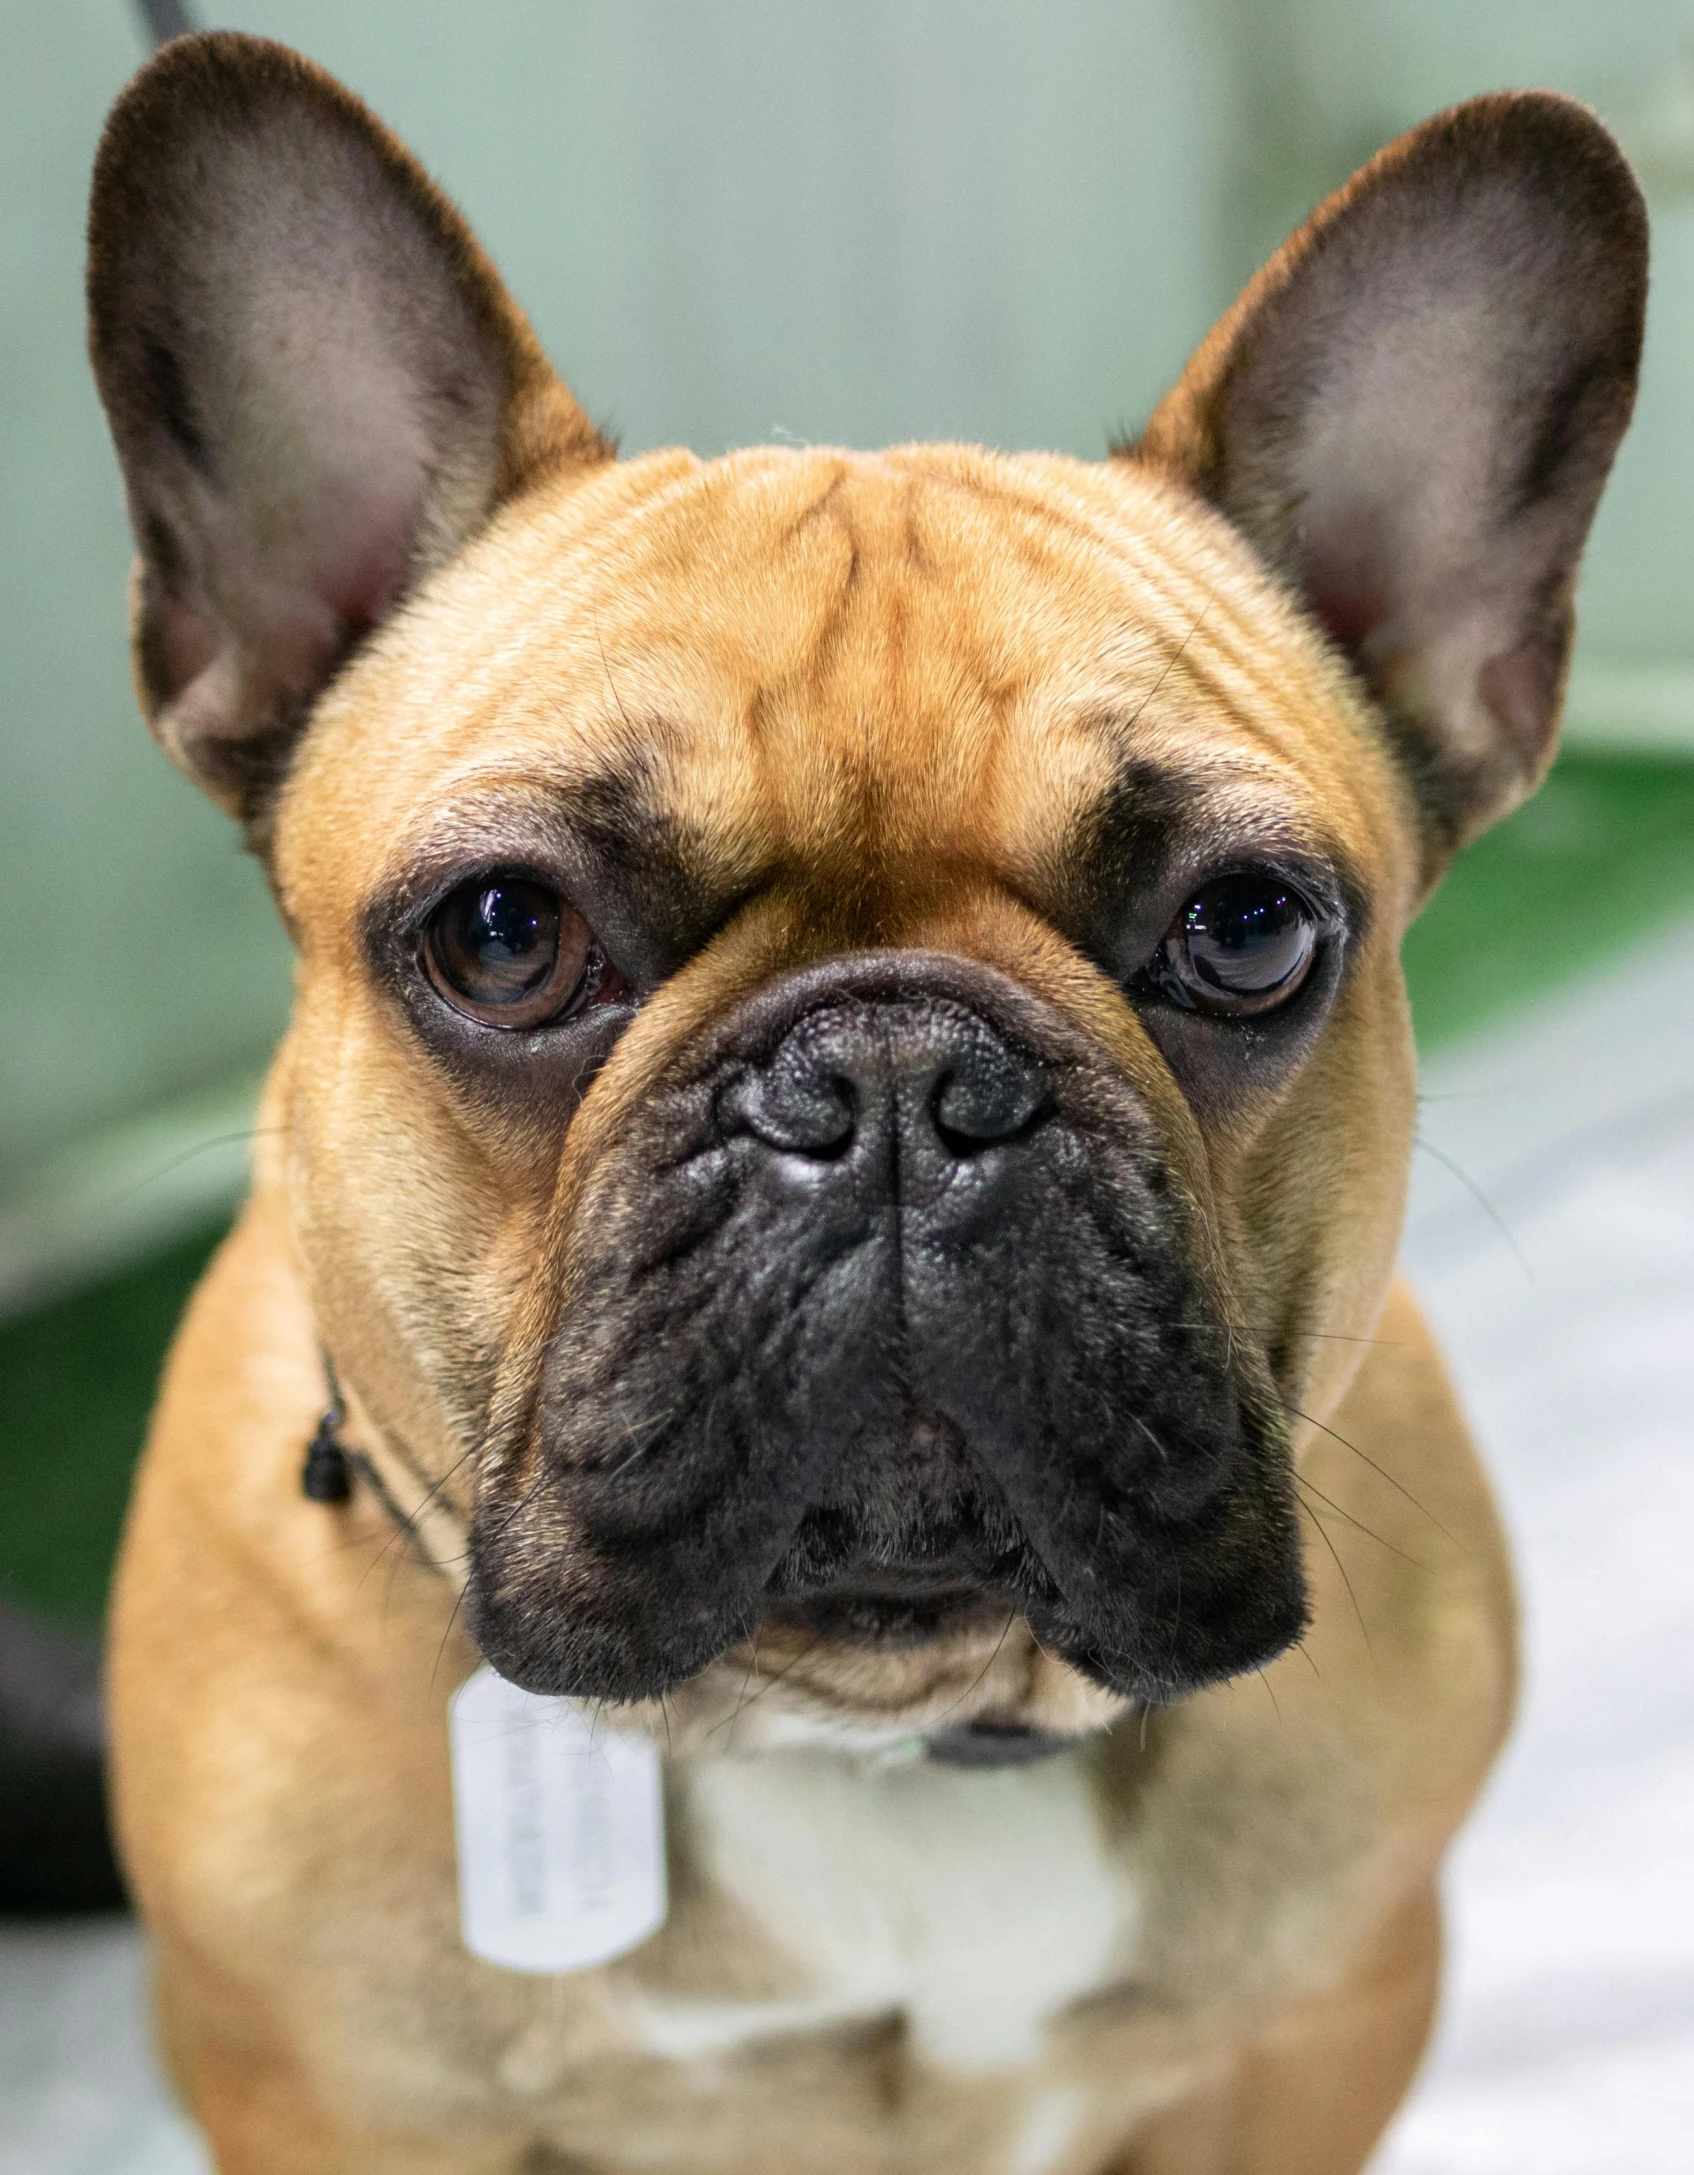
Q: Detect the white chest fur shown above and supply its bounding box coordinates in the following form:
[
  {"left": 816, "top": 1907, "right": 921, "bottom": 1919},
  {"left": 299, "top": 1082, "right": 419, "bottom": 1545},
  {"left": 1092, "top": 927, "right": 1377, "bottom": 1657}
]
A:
[{"left": 631, "top": 1747, "right": 1136, "bottom": 2071}]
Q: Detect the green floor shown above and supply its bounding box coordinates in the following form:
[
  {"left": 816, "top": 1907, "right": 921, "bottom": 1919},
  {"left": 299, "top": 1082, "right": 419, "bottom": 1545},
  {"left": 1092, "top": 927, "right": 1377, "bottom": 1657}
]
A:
[
  {"left": 4, "top": 752, "right": 1694, "bottom": 1628},
  {"left": 1400, "top": 754, "right": 1694, "bottom": 1046},
  {"left": 0, "top": 1222, "right": 224, "bottom": 1624}
]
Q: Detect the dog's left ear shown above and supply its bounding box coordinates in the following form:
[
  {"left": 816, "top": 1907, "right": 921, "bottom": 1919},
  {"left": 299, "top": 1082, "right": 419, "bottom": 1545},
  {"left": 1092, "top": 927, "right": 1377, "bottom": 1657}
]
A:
[
  {"left": 1139, "top": 93, "right": 1646, "bottom": 871},
  {"left": 88, "top": 33, "right": 610, "bottom": 836}
]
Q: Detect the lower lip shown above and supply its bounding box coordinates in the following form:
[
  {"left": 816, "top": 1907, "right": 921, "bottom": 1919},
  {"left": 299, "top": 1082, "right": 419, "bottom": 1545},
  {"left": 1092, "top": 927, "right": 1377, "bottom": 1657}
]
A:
[{"left": 769, "top": 1585, "right": 1002, "bottom": 1645}]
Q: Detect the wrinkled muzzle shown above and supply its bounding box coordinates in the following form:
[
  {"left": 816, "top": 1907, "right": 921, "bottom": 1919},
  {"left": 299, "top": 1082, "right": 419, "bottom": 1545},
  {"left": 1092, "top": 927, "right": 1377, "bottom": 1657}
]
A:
[{"left": 468, "top": 954, "right": 1306, "bottom": 1706}]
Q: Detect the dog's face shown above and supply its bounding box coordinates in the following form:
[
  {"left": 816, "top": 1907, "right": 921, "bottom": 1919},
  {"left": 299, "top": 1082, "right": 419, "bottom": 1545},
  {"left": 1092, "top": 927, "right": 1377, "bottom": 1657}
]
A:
[
  {"left": 282, "top": 444, "right": 1410, "bottom": 1721},
  {"left": 90, "top": 39, "right": 1644, "bottom": 1739}
]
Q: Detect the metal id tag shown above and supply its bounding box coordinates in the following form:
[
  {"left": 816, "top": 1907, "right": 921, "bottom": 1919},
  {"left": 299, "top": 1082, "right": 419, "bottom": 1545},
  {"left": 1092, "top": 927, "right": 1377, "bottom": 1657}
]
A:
[{"left": 449, "top": 1664, "right": 667, "bottom": 1974}]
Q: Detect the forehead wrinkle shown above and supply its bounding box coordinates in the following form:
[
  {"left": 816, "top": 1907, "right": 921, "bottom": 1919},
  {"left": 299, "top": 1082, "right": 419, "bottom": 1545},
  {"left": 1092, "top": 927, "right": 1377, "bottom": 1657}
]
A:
[
  {"left": 1079, "top": 539, "right": 1375, "bottom": 811},
  {"left": 435, "top": 464, "right": 868, "bottom": 882},
  {"left": 900, "top": 465, "right": 1246, "bottom": 734},
  {"left": 748, "top": 463, "right": 1208, "bottom": 901},
  {"left": 886, "top": 445, "right": 1161, "bottom": 570},
  {"left": 459, "top": 448, "right": 849, "bottom": 688},
  {"left": 1162, "top": 602, "right": 1407, "bottom": 870},
  {"left": 725, "top": 463, "right": 1034, "bottom": 894},
  {"left": 737, "top": 530, "right": 881, "bottom": 899},
  {"left": 998, "top": 457, "right": 1366, "bottom": 755},
  {"left": 1054, "top": 459, "right": 1408, "bottom": 827},
  {"left": 818, "top": 485, "right": 1019, "bottom": 892},
  {"left": 293, "top": 454, "right": 721, "bottom": 810},
  {"left": 428, "top": 472, "right": 871, "bottom": 919}
]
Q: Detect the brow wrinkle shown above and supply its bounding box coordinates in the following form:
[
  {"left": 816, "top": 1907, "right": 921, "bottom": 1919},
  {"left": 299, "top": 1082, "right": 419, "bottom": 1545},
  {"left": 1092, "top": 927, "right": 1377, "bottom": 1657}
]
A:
[{"left": 1118, "top": 577, "right": 1219, "bottom": 738}]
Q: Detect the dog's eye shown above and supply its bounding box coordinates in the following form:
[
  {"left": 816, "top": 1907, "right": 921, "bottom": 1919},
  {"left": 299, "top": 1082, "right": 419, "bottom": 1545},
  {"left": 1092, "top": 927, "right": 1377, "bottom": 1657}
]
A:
[
  {"left": 1143, "top": 874, "right": 1318, "bottom": 1017},
  {"left": 423, "top": 877, "right": 618, "bottom": 1028}
]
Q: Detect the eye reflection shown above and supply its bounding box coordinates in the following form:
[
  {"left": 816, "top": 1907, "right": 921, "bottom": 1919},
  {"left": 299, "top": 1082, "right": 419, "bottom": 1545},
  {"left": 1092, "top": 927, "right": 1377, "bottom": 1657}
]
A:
[
  {"left": 1143, "top": 874, "right": 1318, "bottom": 1017},
  {"left": 423, "top": 876, "right": 608, "bottom": 1028}
]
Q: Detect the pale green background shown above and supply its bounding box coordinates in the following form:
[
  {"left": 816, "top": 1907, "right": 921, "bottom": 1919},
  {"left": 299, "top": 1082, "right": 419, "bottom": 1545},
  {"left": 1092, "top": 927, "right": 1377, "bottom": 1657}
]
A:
[{"left": 4, "top": 0, "right": 1693, "bottom": 1223}]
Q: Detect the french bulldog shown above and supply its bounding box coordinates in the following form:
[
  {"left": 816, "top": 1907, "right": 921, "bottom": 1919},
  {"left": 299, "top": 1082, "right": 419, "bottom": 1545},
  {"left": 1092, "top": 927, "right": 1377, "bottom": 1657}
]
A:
[{"left": 89, "top": 33, "right": 1645, "bottom": 2174}]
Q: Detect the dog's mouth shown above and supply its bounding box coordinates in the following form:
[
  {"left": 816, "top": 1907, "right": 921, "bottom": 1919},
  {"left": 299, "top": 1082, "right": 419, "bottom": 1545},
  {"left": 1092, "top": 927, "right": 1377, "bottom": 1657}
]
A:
[
  {"left": 754, "top": 1405, "right": 1046, "bottom": 1648},
  {"left": 764, "top": 1558, "right": 1020, "bottom": 1650},
  {"left": 767, "top": 1575, "right": 1004, "bottom": 1648},
  {"left": 471, "top": 1298, "right": 1305, "bottom": 1712},
  {"left": 701, "top": 1480, "right": 1096, "bottom": 1759},
  {"left": 470, "top": 1371, "right": 1301, "bottom": 1716}
]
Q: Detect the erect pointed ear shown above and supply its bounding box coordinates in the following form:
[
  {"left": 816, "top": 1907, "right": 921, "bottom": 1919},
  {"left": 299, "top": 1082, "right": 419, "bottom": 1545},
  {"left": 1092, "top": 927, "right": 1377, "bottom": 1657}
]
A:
[
  {"left": 88, "top": 33, "right": 610, "bottom": 835},
  {"left": 1137, "top": 93, "right": 1646, "bottom": 872}
]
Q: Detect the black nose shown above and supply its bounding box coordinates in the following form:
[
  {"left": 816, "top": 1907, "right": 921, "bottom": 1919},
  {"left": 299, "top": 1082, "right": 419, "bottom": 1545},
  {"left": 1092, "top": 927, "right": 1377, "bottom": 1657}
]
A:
[{"left": 721, "top": 999, "right": 1047, "bottom": 1169}]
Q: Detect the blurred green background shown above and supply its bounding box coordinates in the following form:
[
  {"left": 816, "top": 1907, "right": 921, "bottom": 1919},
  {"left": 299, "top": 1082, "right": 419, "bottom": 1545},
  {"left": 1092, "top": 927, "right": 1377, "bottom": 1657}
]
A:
[{"left": 4, "top": 0, "right": 1694, "bottom": 1628}]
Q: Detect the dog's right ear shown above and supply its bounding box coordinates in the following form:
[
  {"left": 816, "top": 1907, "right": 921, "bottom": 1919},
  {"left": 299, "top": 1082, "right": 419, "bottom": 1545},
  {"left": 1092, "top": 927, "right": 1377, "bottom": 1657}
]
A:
[{"left": 88, "top": 33, "right": 609, "bottom": 833}]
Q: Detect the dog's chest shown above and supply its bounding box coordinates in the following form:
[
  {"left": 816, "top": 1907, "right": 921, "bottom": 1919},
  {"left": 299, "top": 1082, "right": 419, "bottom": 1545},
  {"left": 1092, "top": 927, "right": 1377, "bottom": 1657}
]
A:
[{"left": 629, "top": 1748, "right": 1136, "bottom": 2070}]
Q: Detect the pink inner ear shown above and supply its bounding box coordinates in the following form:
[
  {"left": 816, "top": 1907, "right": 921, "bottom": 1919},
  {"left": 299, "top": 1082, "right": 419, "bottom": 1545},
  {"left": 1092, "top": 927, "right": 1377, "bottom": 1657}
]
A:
[
  {"left": 1479, "top": 640, "right": 1558, "bottom": 765},
  {"left": 156, "top": 592, "right": 219, "bottom": 698},
  {"left": 232, "top": 479, "right": 426, "bottom": 717},
  {"left": 309, "top": 481, "right": 425, "bottom": 641},
  {"left": 154, "top": 475, "right": 428, "bottom": 745},
  {"left": 1305, "top": 571, "right": 1389, "bottom": 658},
  {"left": 1296, "top": 494, "right": 1393, "bottom": 662}
]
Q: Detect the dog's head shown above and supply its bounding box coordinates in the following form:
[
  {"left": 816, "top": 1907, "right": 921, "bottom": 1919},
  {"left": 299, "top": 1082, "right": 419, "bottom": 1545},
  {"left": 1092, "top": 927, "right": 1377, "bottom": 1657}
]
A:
[{"left": 89, "top": 38, "right": 1644, "bottom": 1743}]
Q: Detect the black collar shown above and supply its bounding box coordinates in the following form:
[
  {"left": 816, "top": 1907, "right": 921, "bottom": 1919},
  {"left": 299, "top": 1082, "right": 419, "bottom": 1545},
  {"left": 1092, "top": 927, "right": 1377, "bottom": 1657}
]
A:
[{"left": 299, "top": 1363, "right": 442, "bottom": 1571}]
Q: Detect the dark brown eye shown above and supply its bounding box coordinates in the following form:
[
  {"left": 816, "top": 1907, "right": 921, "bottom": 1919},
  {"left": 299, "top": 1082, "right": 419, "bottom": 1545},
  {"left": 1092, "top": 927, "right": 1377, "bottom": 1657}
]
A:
[
  {"left": 1145, "top": 874, "right": 1318, "bottom": 1017},
  {"left": 423, "top": 877, "right": 614, "bottom": 1028}
]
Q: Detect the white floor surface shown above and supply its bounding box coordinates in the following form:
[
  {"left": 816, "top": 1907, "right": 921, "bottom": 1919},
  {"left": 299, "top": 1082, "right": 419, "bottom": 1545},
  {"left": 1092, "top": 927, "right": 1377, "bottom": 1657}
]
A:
[
  {"left": 1377, "top": 916, "right": 1694, "bottom": 2174},
  {"left": 3, "top": 918, "right": 1691, "bottom": 2174}
]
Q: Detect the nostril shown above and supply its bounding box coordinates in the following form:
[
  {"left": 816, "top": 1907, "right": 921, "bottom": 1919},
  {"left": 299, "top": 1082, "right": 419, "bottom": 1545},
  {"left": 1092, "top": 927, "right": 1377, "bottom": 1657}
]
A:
[
  {"left": 930, "top": 1057, "right": 1046, "bottom": 1157},
  {"left": 798, "top": 1073, "right": 859, "bottom": 1160},
  {"left": 720, "top": 1066, "right": 858, "bottom": 1160}
]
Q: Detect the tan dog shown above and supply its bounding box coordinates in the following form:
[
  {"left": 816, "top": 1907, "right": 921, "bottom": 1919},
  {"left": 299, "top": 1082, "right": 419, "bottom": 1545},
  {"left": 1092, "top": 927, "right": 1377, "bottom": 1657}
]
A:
[{"left": 89, "top": 34, "right": 1645, "bottom": 2175}]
